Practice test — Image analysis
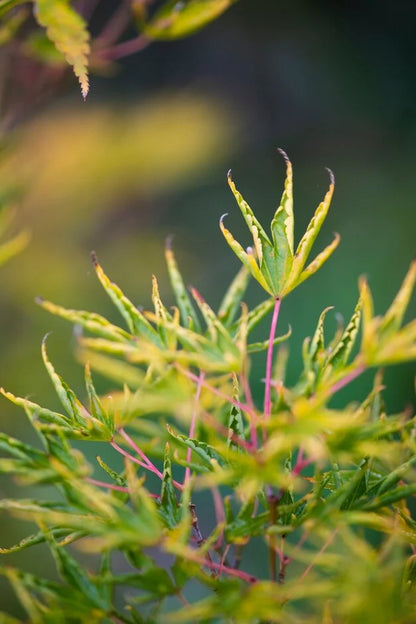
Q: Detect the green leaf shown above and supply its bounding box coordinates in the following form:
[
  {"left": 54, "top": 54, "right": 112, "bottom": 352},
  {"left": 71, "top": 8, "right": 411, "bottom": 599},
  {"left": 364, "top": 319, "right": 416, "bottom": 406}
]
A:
[
  {"left": 84, "top": 363, "right": 114, "bottom": 435},
  {"left": 36, "top": 297, "right": 132, "bottom": 343},
  {"left": 325, "top": 293, "right": 362, "bottom": 370},
  {"left": 165, "top": 241, "right": 201, "bottom": 332},
  {"left": 160, "top": 443, "right": 179, "bottom": 528},
  {"left": 141, "top": 0, "right": 235, "bottom": 40},
  {"left": 0, "top": 229, "right": 29, "bottom": 267},
  {"left": 379, "top": 259, "right": 416, "bottom": 337},
  {"left": 91, "top": 252, "right": 162, "bottom": 346},
  {"left": 247, "top": 325, "right": 292, "bottom": 353},
  {"left": 289, "top": 169, "right": 335, "bottom": 280},
  {"left": 34, "top": 0, "right": 90, "bottom": 99},
  {"left": 44, "top": 532, "right": 108, "bottom": 610},
  {"left": 269, "top": 149, "right": 294, "bottom": 283},
  {"left": 167, "top": 425, "right": 224, "bottom": 471},
  {"left": 217, "top": 264, "right": 250, "bottom": 327}
]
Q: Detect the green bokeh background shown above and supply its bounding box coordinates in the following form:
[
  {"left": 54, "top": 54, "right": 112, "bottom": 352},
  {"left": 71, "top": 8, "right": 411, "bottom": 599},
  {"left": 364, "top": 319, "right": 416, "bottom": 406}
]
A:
[{"left": 0, "top": 0, "right": 415, "bottom": 616}]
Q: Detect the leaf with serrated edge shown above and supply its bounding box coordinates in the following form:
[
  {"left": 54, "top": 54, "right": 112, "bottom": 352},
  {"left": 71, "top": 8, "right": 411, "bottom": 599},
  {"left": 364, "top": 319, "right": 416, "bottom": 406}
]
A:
[
  {"left": 269, "top": 149, "right": 294, "bottom": 284},
  {"left": 285, "top": 233, "right": 340, "bottom": 294},
  {"left": 379, "top": 259, "right": 416, "bottom": 337},
  {"left": 165, "top": 241, "right": 201, "bottom": 331},
  {"left": 219, "top": 214, "right": 271, "bottom": 293},
  {"left": 41, "top": 336, "right": 86, "bottom": 426},
  {"left": 326, "top": 294, "right": 362, "bottom": 369},
  {"left": 247, "top": 325, "right": 292, "bottom": 353},
  {"left": 218, "top": 264, "right": 250, "bottom": 327},
  {"left": 34, "top": 0, "right": 90, "bottom": 99},
  {"left": 36, "top": 297, "right": 132, "bottom": 343},
  {"left": 290, "top": 168, "right": 335, "bottom": 275},
  {"left": 91, "top": 252, "right": 161, "bottom": 346}
]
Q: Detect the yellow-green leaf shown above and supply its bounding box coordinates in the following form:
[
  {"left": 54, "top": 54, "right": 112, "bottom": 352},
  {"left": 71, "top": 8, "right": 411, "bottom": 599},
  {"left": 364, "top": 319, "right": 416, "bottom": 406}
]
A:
[
  {"left": 34, "top": 0, "right": 90, "bottom": 99},
  {"left": 141, "top": 0, "right": 235, "bottom": 41}
]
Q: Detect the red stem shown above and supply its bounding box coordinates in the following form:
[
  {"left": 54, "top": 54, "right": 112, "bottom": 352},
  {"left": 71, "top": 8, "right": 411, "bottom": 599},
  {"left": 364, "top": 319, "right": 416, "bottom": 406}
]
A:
[{"left": 264, "top": 298, "right": 281, "bottom": 419}]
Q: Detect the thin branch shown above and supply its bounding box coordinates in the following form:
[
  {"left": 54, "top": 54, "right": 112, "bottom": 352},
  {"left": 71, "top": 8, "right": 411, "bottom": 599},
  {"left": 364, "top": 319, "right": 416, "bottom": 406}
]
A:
[
  {"left": 264, "top": 298, "right": 281, "bottom": 419},
  {"left": 176, "top": 364, "right": 256, "bottom": 420},
  {"left": 98, "top": 34, "right": 151, "bottom": 61},
  {"left": 329, "top": 363, "right": 366, "bottom": 395},
  {"left": 86, "top": 478, "right": 130, "bottom": 493}
]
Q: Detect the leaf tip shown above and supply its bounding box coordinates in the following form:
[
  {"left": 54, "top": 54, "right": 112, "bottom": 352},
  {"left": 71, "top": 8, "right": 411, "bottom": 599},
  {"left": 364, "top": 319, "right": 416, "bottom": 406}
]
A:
[
  {"left": 325, "top": 167, "right": 335, "bottom": 186},
  {"left": 90, "top": 250, "right": 98, "bottom": 267},
  {"left": 277, "top": 147, "right": 290, "bottom": 163},
  {"left": 165, "top": 234, "right": 174, "bottom": 250}
]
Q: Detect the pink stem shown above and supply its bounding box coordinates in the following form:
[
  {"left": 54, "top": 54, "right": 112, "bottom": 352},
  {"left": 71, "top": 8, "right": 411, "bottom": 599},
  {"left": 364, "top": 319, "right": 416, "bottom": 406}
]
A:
[
  {"left": 176, "top": 364, "right": 255, "bottom": 419},
  {"left": 292, "top": 446, "right": 314, "bottom": 476},
  {"left": 184, "top": 372, "right": 205, "bottom": 485},
  {"left": 191, "top": 553, "right": 257, "bottom": 583},
  {"left": 112, "top": 436, "right": 183, "bottom": 491},
  {"left": 111, "top": 440, "right": 155, "bottom": 473},
  {"left": 329, "top": 364, "right": 366, "bottom": 395},
  {"left": 86, "top": 478, "right": 130, "bottom": 493},
  {"left": 119, "top": 428, "right": 155, "bottom": 469},
  {"left": 264, "top": 298, "right": 281, "bottom": 419},
  {"left": 211, "top": 486, "right": 226, "bottom": 548}
]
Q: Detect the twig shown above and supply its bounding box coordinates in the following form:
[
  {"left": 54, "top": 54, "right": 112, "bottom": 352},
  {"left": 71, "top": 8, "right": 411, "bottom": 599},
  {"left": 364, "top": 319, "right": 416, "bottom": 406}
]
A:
[
  {"left": 329, "top": 364, "right": 366, "bottom": 395},
  {"left": 86, "top": 478, "right": 130, "bottom": 493},
  {"left": 176, "top": 364, "right": 256, "bottom": 420},
  {"left": 264, "top": 297, "right": 281, "bottom": 419}
]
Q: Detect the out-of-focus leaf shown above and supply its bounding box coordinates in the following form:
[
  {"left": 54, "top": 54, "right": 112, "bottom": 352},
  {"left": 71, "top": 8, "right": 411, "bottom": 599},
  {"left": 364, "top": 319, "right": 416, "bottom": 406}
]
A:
[
  {"left": 33, "top": 0, "right": 89, "bottom": 98},
  {"left": 0, "top": 229, "right": 29, "bottom": 267},
  {"left": 140, "top": 0, "right": 235, "bottom": 40},
  {"left": 360, "top": 261, "right": 416, "bottom": 366}
]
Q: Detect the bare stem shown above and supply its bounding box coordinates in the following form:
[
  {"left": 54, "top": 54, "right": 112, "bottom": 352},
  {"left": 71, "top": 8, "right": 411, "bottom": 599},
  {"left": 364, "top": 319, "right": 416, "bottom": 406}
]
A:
[
  {"left": 86, "top": 478, "right": 130, "bottom": 493},
  {"left": 264, "top": 298, "right": 281, "bottom": 419},
  {"left": 111, "top": 439, "right": 183, "bottom": 491},
  {"left": 97, "top": 34, "right": 151, "bottom": 61},
  {"left": 176, "top": 364, "right": 256, "bottom": 420},
  {"left": 184, "top": 372, "right": 205, "bottom": 485},
  {"left": 329, "top": 363, "right": 366, "bottom": 395}
]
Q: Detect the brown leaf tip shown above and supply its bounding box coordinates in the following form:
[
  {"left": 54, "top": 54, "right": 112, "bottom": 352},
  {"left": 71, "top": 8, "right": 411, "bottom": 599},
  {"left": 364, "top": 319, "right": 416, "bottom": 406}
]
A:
[
  {"left": 220, "top": 213, "right": 228, "bottom": 226},
  {"left": 277, "top": 148, "right": 290, "bottom": 163},
  {"left": 35, "top": 295, "right": 44, "bottom": 305},
  {"left": 325, "top": 167, "right": 335, "bottom": 186},
  {"left": 90, "top": 251, "right": 98, "bottom": 267},
  {"left": 165, "top": 234, "right": 174, "bottom": 250}
]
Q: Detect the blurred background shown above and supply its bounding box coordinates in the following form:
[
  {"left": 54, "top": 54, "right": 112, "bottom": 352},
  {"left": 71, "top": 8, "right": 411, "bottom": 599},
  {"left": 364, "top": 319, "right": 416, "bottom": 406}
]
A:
[{"left": 0, "top": 0, "right": 415, "bottom": 616}]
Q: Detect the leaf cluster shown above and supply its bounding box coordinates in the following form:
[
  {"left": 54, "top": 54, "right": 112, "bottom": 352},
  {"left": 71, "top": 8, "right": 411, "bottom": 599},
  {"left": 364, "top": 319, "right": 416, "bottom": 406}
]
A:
[
  {"left": 0, "top": 154, "right": 415, "bottom": 622},
  {"left": 0, "top": 0, "right": 235, "bottom": 99}
]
